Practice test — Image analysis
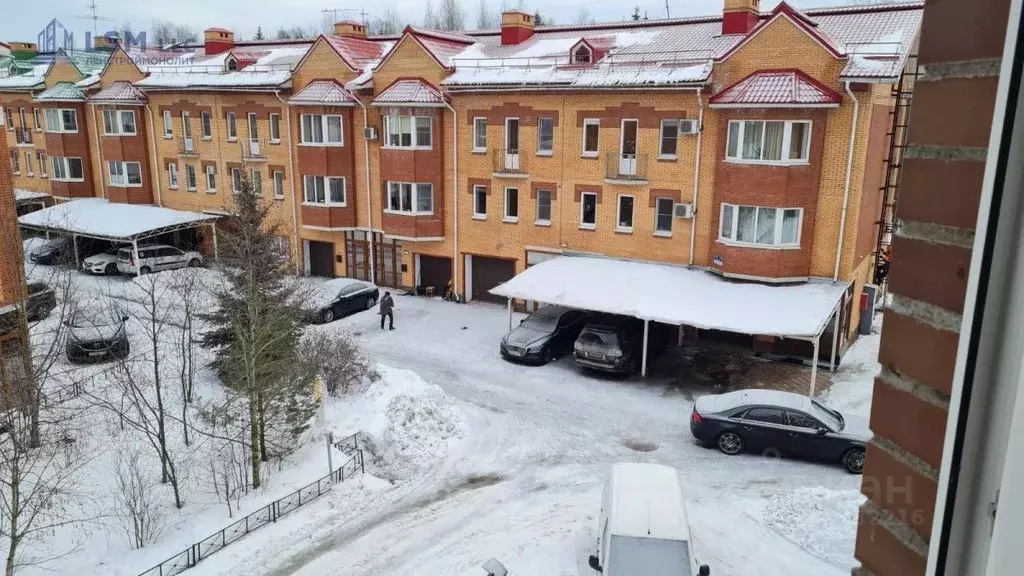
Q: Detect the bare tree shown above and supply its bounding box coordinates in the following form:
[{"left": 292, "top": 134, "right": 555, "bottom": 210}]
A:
[
  {"left": 169, "top": 269, "right": 203, "bottom": 446},
  {"left": 112, "top": 450, "right": 165, "bottom": 549},
  {"left": 438, "top": 0, "right": 467, "bottom": 30},
  {"left": 477, "top": 0, "right": 495, "bottom": 28},
  {"left": 275, "top": 27, "right": 292, "bottom": 40},
  {"left": 150, "top": 20, "right": 199, "bottom": 47},
  {"left": 424, "top": 0, "right": 440, "bottom": 28},
  {"left": 575, "top": 7, "right": 596, "bottom": 25},
  {"left": 299, "top": 331, "right": 378, "bottom": 396},
  {"left": 369, "top": 7, "right": 404, "bottom": 35}
]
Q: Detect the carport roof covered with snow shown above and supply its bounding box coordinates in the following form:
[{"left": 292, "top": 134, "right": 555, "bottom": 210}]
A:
[
  {"left": 489, "top": 256, "right": 847, "bottom": 340},
  {"left": 17, "top": 198, "right": 218, "bottom": 241}
]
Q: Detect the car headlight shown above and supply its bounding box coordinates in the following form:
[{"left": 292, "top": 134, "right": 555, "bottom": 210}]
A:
[
  {"left": 608, "top": 348, "right": 623, "bottom": 358},
  {"left": 527, "top": 345, "right": 542, "bottom": 353}
]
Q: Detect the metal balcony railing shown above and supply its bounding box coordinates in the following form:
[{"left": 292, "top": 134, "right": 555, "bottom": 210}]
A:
[
  {"left": 605, "top": 152, "right": 649, "bottom": 182},
  {"left": 180, "top": 137, "right": 200, "bottom": 157},
  {"left": 15, "top": 128, "right": 32, "bottom": 145},
  {"left": 240, "top": 137, "right": 268, "bottom": 162},
  {"left": 492, "top": 148, "right": 527, "bottom": 176}
]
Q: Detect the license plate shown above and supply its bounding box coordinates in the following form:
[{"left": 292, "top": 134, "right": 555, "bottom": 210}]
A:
[
  {"left": 508, "top": 349, "right": 523, "bottom": 357},
  {"left": 88, "top": 351, "right": 104, "bottom": 357}
]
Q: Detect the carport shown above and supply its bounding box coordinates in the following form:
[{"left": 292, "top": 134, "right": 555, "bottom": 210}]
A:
[
  {"left": 14, "top": 189, "right": 50, "bottom": 215},
  {"left": 489, "top": 256, "right": 847, "bottom": 393},
  {"left": 17, "top": 198, "right": 219, "bottom": 274}
]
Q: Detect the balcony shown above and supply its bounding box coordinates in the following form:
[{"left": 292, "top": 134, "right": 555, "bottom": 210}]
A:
[
  {"left": 15, "top": 128, "right": 32, "bottom": 146},
  {"left": 492, "top": 148, "right": 528, "bottom": 178},
  {"left": 179, "top": 137, "right": 200, "bottom": 158},
  {"left": 604, "top": 153, "right": 649, "bottom": 184},
  {"left": 240, "top": 138, "right": 268, "bottom": 162}
]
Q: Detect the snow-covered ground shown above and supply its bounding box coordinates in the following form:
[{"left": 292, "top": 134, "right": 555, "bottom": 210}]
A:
[{"left": 15, "top": 258, "right": 883, "bottom": 576}]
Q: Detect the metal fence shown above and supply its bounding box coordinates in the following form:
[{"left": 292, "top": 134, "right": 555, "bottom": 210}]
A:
[{"left": 137, "top": 433, "right": 365, "bottom": 576}]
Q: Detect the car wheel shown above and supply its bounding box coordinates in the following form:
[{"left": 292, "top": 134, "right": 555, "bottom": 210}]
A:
[
  {"left": 139, "top": 266, "right": 151, "bottom": 275},
  {"left": 188, "top": 258, "right": 201, "bottom": 268},
  {"left": 842, "top": 448, "right": 866, "bottom": 475},
  {"left": 320, "top": 308, "right": 335, "bottom": 323},
  {"left": 365, "top": 296, "right": 377, "bottom": 310},
  {"left": 105, "top": 263, "right": 117, "bottom": 275},
  {"left": 717, "top": 431, "right": 745, "bottom": 455},
  {"left": 540, "top": 348, "right": 553, "bottom": 364}
]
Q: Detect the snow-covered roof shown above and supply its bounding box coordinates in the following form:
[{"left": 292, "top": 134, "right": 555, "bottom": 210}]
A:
[
  {"left": 0, "top": 62, "right": 48, "bottom": 89},
  {"left": 289, "top": 80, "right": 358, "bottom": 106},
  {"left": 323, "top": 35, "right": 393, "bottom": 70},
  {"left": 489, "top": 256, "right": 847, "bottom": 339},
  {"left": 75, "top": 74, "right": 100, "bottom": 88},
  {"left": 607, "top": 463, "right": 690, "bottom": 541},
  {"left": 710, "top": 69, "right": 843, "bottom": 107},
  {"left": 35, "top": 82, "right": 86, "bottom": 102},
  {"left": 372, "top": 79, "right": 447, "bottom": 107},
  {"left": 444, "top": 62, "right": 711, "bottom": 89},
  {"left": 14, "top": 189, "right": 50, "bottom": 202},
  {"left": 91, "top": 81, "right": 147, "bottom": 104},
  {"left": 136, "top": 70, "right": 291, "bottom": 89},
  {"left": 18, "top": 198, "right": 218, "bottom": 241}
]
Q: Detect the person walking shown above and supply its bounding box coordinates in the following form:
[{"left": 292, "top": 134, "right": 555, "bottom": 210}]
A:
[{"left": 379, "top": 291, "right": 395, "bottom": 330}]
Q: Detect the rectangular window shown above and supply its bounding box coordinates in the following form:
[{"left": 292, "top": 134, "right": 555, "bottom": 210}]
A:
[
  {"left": 50, "top": 156, "right": 83, "bottom": 181},
  {"left": 274, "top": 171, "right": 284, "bottom": 198},
  {"left": 181, "top": 111, "right": 192, "bottom": 139},
  {"left": 719, "top": 203, "right": 803, "bottom": 247},
  {"left": 655, "top": 197, "right": 674, "bottom": 235},
  {"left": 226, "top": 112, "right": 237, "bottom": 140},
  {"left": 473, "top": 185, "right": 487, "bottom": 218},
  {"left": 24, "top": 152, "right": 32, "bottom": 176},
  {"left": 107, "top": 161, "right": 142, "bottom": 187},
  {"left": 582, "top": 119, "right": 599, "bottom": 157},
  {"left": 247, "top": 113, "right": 258, "bottom": 140},
  {"left": 302, "top": 176, "right": 346, "bottom": 205},
  {"left": 472, "top": 117, "right": 487, "bottom": 151},
  {"left": 726, "top": 120, "right": 811, "bottom": 163},
  {"left": 536, "top": 189, "right": 552, "bottom": 225},
  {"left": 33, "top": 108, "right": 42, "bottom": 131},
  {"left": 251, "top": 170, "right": 262, "bottom": 195},
  {"left": 38, "top": 152, "right": 47, "bottom": 177},
  {"left": 206, "top": 165, "right": 216, "bottom": 192},
  {"left": 504, "top": 187, "right": 519, "bottom": 222},
  {"left": 580, "top": 192, "right": 597, "bottom": 228},
  {"left": 10, "top": 151, "right": 19, "bottom": 174},
  {"left": 44, "top": 108, "right": 77, "bottom": 133},
  {"left": 168, "top": 163, "right": 179, "bottom": 189},
  {"left": 18, "top": 108, "right": 26, "bottom": 129},
  {"left": 4, "top": 108, "right": 13, "bottom": 129},
  {"left": 231, "top": 168, "right": 242, "bottom": 193},
  {"left": 102, "top": 110, "right": 137, "bottom": 135},
  {"left": 186, "top": 164, "right": 197, "bottom": 191},
  {"left": 617, "top": 195, "right": 634, "bottom": 232},
  {"left": 538, "top": 117, "right": 555, "bottom": 155},
  {"left": 385, "top": 182, "right": 433, "bottom": 214},
  {"left": 300, "top": 114, "right": 343, "bottom": 145},
  {"left": 384, "top": 115, "right": 432, "bottom": 149},
  {"left": 270, "top": 113, "right": 281, "bottom": 142},
  {"left": 660, "top": 120, "right": 679, "bottom": 158},
  {"left": 201, "top": 112, "right": 212, "bottom": 138},
  {"left": 163, "top": 110, "right": 173, "bottom": 138}
]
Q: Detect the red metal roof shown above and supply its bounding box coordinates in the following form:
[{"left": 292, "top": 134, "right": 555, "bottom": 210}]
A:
[
  {"left": 372, "top": 78, "right": 447, "bottom": 106},
  {"left": 323, "top": 35, "right": 390, "bottom": 69},
  {"left": 289, "top": 80, "right": 358, "bottom": 106},
  {"left": 709, "top": 69, "right": 843, "bottom": 107}
]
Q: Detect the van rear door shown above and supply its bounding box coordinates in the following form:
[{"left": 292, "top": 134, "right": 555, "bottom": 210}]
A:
[{"left": 607, "top": 535, "right": 692, "bottom": 576}]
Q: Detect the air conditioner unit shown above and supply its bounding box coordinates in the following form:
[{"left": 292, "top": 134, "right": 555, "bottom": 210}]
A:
[
  {"left": 363, "top": 126, "right": 378, "bottom": 141},
  {"left": 679, "top": 119, "right": 700, "bottom": 135},
  {"left": 674, "top": 203, "right": 694, "bottom": 219},
  {"left": 183, "top": 137, "right": 195, "bottom": 152}
]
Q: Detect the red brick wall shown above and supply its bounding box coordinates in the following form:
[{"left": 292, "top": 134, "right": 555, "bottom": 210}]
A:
[
  {"left": 854, "top": 0, "right": 1011, "bottom": 574},
  {"left": 97, "top": 106, "right": 153, "bottom": 204},
  {"left": 43, "top": 102, "right": 94, "bottom": 199},
  {"left": 379, "top": 109, "right": 445, "bottom": 239},
  {"left": 296, "top": 108, "right": 358, "bottom": 227},
  {"left": 0, "top": 132, "right": 21, "bottom": 310},
  {"left": 301, "top": 205, "right": 356, "bottom": 229},
  {"left": 855, "top": 104, "right": 893, "bottom": 264}
]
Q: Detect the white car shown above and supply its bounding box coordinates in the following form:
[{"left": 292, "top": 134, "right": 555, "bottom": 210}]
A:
[
  {"left": 82, "top": 247, "right": 123, "bottom": 275},
  {"left": 116, "top": 244, "right": 203, "bottom": 275}
]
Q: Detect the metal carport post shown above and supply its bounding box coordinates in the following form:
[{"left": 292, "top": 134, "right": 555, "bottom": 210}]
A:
[{"left": 641, "top": 319, "right": 650, "bottom": 377}]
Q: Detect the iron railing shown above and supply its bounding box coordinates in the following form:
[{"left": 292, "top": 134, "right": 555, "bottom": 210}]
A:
[
  {"left": 492, "top": 148, "right": 527, "bottom": 175},
  {"left": 605, "top": 152, "right": 649, "bottom": 182},
  {"left": 240, "top": 137, "right": 268, "bottom": 162},
  {"left": 179, "top": 137, "right": 200, "bottom": 157},
  {"left": 137, "top": 433, "right": 365, "bottom": 576},
  {"left": 15, "top": 128, "right": 32, "bottom": 145}
]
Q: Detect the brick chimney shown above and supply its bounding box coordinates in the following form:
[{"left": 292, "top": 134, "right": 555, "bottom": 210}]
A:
[
  {"left": 334, "top": 21, "right": 368, "bottom": 39},
  {"left": 204, "top": 28, "right": 235, "bottom": 55},
  {"left": 722, "top": 0, "right": 760, "bottom": 35},
  {"left": 501, "top": 10, "right": 535, "bottom": 46}
]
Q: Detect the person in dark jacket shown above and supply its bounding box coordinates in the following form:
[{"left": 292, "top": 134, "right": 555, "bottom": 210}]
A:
[{"left": 379, "top": 291, "right": 395, "bottom": 330}]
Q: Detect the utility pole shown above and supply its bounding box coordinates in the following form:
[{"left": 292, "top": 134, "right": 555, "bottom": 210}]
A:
[
  {"left": 665, "top": 0, "right": 671, "bottom": 18},
  {"left": 322, "top": 7, "right": 369, "bottom": 25}
]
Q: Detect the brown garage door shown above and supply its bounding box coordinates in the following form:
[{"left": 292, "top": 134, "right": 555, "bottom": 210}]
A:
[
  {"left": 418, "top": 255, "right": 452, "bottom": 296},
  {"left": 308, "top": 241, "right": 335, "bottom": 278},
  {"left": 472, "top": 256, "right": 515, "bottom": 304}
]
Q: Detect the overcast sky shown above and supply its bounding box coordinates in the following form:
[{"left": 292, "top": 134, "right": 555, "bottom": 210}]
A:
[{"left": 4, "top": 0, "right": 857, "bottom": 46}]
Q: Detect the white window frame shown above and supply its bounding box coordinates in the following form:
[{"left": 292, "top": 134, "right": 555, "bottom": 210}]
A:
[
  {"left": 302, "top": 175, "right": 347, "bottom": 206},
  {"left": 251, "top": 169, "right": 262, "bottom": 195},
  {"left": 201, "top": 112, "right": 212, "bottom": 139},
  {"left": 537, "top": 117, "right": 555, "bottom": 156},
  {"left": 181, "top": 111, "right": 192, "bottom": 140},
  {"left": 231, "top": 168, "right": 243, "bottom": 193},
  {"left": 247, "top": 112, "right": 259, "bottom": 140},
  {"left": 38, "top": 152, "right": 47, "bottom": 177},
  {"left": 18, "top": 107, "right": 26, "bottom": 130},
  {"left": 186, "top": 164, "right": 197, "bottom": 191},
  {"left": 167, "top": 162, "right": 179, "bottom": 189},
  {"left": 659, "top": 119, "right": 679, "bottom": 159},
  {"left": 571, "top": 44, "right": 593, "bottom": 64},
  {"left": 300, "top": 114, "right": 344, "bottom": 146},
  {"left": 535, "top": 189, "right": 552, "bottom": 226},
  {"left": 385, "top": 181, "right": 434, "bottom": 215},
  {"left": 582, "top": 118, "right": 600, "bottom": 157},
  {"left": 383, "top": 115, "right": 432, "bottom": 150},
  {"left": 472, "top": 185, "right": 487, "bottom": 219},
  {"left": 579, "top": 191, "right": 598, "bottom": 230},
  {"left": 270, "top": 113, "right": 281, "bottom": 143},
  {"left": 44, "top": 108, "right": 78, "bottom": 133},
  {"left": 725, "top": 120, "right": 812, "bottom": 165},
  {"left": 108, "top": 160, "right": 142, "bottom": 188},
  {"left": 3, "top": 108, "right": 11, "bottom": 129},
  {"left": 163, "top": 110, "right": 173, "bottom": 138},
  {"left": 102, "top": 109, "right": 137, "bottom": 136},
  {"left": 226, "top": 112, "right": 237, "bottom": 141},
  {"left": 24, "top": 152, "right": 33, "bottom": 176},
  {"left": 33, "top": 108, "right": 42, "bottom": 131},
  {"left": 654, "top": 197, "right": 674, "bottom": 236},
  {"left": 273, "top": 170, "right": 285, "bottom": 198},
  {"left": 472, "top": 117, "right": 487, "bottom": 152},
  {"left": 616, "top": 194, "right": 635, "bottom": 233},
  {"left": 9, "top": 151, "right": 19, "bottom": 175},
  {"left": 49, "top": 156, "right": 84, "bottom": 182},
  {"left": 503, "top": 187, "right": 519, "bottom": 223},
  {"left": 718, "top": 203, "right": 803, "bottom": 248},
  {"left": 206, "top": 165, "right": 216, "bottom": 192}
]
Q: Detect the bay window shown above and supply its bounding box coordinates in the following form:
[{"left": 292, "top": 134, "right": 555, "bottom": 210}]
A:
[
  {"left": 300, "top": 114, "right": 343, "bottom": 145},
  {"left": 384, "top": 115, "right": 432, "bottom": 149},
  {"left": 303, "top": 175, "right": 346, "bottom": 205},
  {"left": 107, "top": 161, "right": 142, "bottom": 187},
  {"left": 386, "top": 182, "right": 433, "bottom": 214},
  {"left": 726, "top": 120, "right": 811, "bottom": 163},
  {"left": 44, "top": 108, "right": 78, "bottom": 133},
  {"left": 719, "top": 203, "right": 802, "bottom": 247},
  {"left": 102, "top": 110, "right": 137, "bottom": 135},
  {"left": 50, "top": 156, "right": 84, "bottom": 182}
]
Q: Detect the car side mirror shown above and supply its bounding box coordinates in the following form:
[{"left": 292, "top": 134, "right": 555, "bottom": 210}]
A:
[
  {"left": 122, "top": 315, "right": 130, "bottom": 322},
  {"left": 588, "top": 555, "right": 602, "bottom": 572},
  {"left": 519, "top": 318, "right": 525, "bottom": 324},
  {"left": 699, "top": 565, "right": 711, "bottom": 576},
  {"left": 817, "top": 428, "right": 828, "bottom": 436}
]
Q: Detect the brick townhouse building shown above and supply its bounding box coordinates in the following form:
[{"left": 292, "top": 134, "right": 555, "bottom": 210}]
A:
[{"left": 0, "top": 0, "right": 923, "bottom": 360}]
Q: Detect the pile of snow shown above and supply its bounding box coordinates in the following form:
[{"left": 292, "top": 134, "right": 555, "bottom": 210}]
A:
[{"left": 752, "top": 487, "right": 865, "bottom": 569}]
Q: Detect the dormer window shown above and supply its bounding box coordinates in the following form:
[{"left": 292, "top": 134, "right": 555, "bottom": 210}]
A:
[
  {"left": 572, "top": 44, "right": 593, "bottom": 64},
  {"left": 226, "top": 56, "right": 238, "bottom": 72}
]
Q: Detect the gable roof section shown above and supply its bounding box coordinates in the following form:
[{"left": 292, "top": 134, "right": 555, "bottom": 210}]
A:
[
  {"left": 90, "top": 81, "right": 147, "bottom": 104},
  {"left": 376, "top": 27, "right": 475, "bottom": 72},
  {"left": 718, "top": 2, "right": 845, "bottom": 62},
  {"left": 709, "top": 69, "right": 843, "bottom": 107},
  {"left": 371, "top": 78, "right": 448, "bottom": 107},
  {"left": 325, "top": 35, "right": 391, "bottom": 69},
  {"left": 289, "top": 80, "right": 358, "bottom": 106},
  {"left": 97, "top": 45, "right": 145, "bottom": 79}
]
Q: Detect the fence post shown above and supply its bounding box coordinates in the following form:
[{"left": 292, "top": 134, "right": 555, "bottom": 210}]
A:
[
  {"left": 222, "top": 529, "right": 226, "bottom": 548},
  {"left": 360, "top": 449, "right": 365, "bottom": 474},
  {"left": 326, "top": 432, "right": 334, "bottom": 477},
  {"left": 354, "top": 433, "right": 358, "bottom": 452}
]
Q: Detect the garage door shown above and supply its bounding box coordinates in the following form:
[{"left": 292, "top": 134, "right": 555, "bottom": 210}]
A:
[
  {"left": 471, "top": 256, "right": 516, "bottom": 304},
  {"left": 307, "top": 241, "right": 336, "bottom": 277},
  {"left": 418, "top": 255, "right": 452, "bottom": 296}
]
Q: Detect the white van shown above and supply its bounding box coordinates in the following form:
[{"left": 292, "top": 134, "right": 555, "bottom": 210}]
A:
[{"left": 589, "top": 463, "right": 710, "bottom": 576}]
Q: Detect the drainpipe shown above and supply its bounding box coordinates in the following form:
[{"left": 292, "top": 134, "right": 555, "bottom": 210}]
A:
[
  {"left": 89, "top": 102, "right": 106, "bottom": 200},
  {"left": 834, "top": 81, "right": 860, "bottom": 282},
  {"left": 145, "top": 104, "right": 163, "bottom": 207},
  {"left": 442, "top": 99, "right": 460, "bottom": 301},
  {"left": 353, "top": 96, "right": 376, "bottom": 284},
  {"left": 688, "top": 87, "right": 704, "bottom": 266},
  {"left": 274, "top": 90, "right": 301, "bottom": 274}
]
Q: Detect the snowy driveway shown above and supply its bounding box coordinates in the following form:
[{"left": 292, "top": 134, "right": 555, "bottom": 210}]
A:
[{"left": 195, "top": 295, "right": 871, "bottom": 576}]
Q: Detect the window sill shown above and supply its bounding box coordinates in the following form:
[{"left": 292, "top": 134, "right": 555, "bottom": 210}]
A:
[
  {"left": 302, "top": 202, "right": 348, "bottom": 208},
  {"left": 581, "top": 153, "right": 599, "bottom": 159},
  {"left": 270, "top": 139, "right": 281, "bottom": 145},
  {"left": 383, "top": 210, "right": 433, "bottom": 217},
  {"left": 503, "top": 217, "right": 519, "bottom": 224},
  {"left": 51, "top": 179, "right": 85, "bottom": 183},
  {"left": 164, "top": 135, "right": 174, "bottom": 140},
  {"left": 579, "top": 223, "right": 596, "bottom": 231},
  {"left": 715, "top": 239, "right": 801, "bottom": 251},
  {"left": 723, "top": 158, "right": 810, "bottom": 167},
  {"left": 187, "top": 188, "right": 197, "bottom": 192},
  {"left": 227, "top": 137, "right": 238, "bottom": 142},
  {"left": 109, "top": 184, "right": 144, "bottom": 189},
  {"left": 653, "top": 230, "right": 673, "bottom": 238},
  {"left": 298, "top": 142, "right": 345, "bottom": 147},
  {"left": 168, "top": 186, "right": 179, "bottom": 190},
  {"left": 471, "top": 214, "right": 487, "bottom": 221},
  {"left": 657, "top": 155, "right": 678, "bottom": 162},
  {"left": 206, "top": 190, "right": 216, "bottom": 194},
  {"left": 615, "top": 227, "right": 634, "bottom": 235},
  {"left": 382, "top": 146, "right": 432, "bottom": 152},
  {"left": 535, "top": 220, "right": 551, "bottom": 227},
  {"left": 537, "top": 151, "right": 554, "bottom": 157},
  {"left": 471, "top": 148, "right": 487, "bottom": 155},
  {"left": 202, "top": 136, "right": 213, "bottom": 141},
  {"left": 274, "top": 195, "right": 285, "bottom": 201}
]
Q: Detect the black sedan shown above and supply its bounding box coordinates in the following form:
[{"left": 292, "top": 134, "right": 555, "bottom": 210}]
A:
[
  {"left": 66, "top": 306, "right": 131, "bottom": 364},
  {"left": 27, "top": 237, "right": 72, "bottom": 266},
  {"left": 500, "top": 305, "right": 589, "bottom": 364},
  {"left": 573, "top": 315, "right": 669, "bottom": 375},
  {"left": 689, "top": 389, "right": 870, "bottom": 474},
  {"left": 309, "top": 278, "right": 380, "bottom": 324},
  {"left": 26, "top": 282, "right": 57, "bottom": 321}
]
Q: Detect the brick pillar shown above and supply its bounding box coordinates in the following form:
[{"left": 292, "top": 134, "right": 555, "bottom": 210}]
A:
[{"left": 854, "top": 0, "right": 1013, "bottom": 575}]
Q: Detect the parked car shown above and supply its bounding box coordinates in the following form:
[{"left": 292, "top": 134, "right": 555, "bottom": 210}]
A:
[
  {"left": 308, "top": 278, "right": 380, "bottom": 323},
  {"left": 573, "top": 315, "right": 669, "bottom": 374},
  {"left": 0, "top": 282, "right": 57, "bottom": 335},
  {"left": 27, "top": 237, "right": 71, "bottom": 266},
  {"left": 82, "top": 246, "right": 124, "bottom": 275},
  {"left": 589, "top": 463, "right": 711, "bottom": 576},
  {"left": 689, "top": 389, "right": 870, "bottom": 474},
  {"left": 116, "top": 244, "right": 202, "bottom": 275},
  {"left": 500, "top": 305, "right": 589, "bottom": 365},
  {"left": 65, "top": 304, "right": 130, "bottom": 363}
]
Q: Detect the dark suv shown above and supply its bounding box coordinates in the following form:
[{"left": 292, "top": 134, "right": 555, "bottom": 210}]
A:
[{"left": 573, "top": 316, "right": 669, "bottom": 375}]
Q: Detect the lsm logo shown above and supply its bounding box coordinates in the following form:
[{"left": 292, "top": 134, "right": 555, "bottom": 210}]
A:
[{"left": 37, "top": 18, "right": 147, "bottom": 52}]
